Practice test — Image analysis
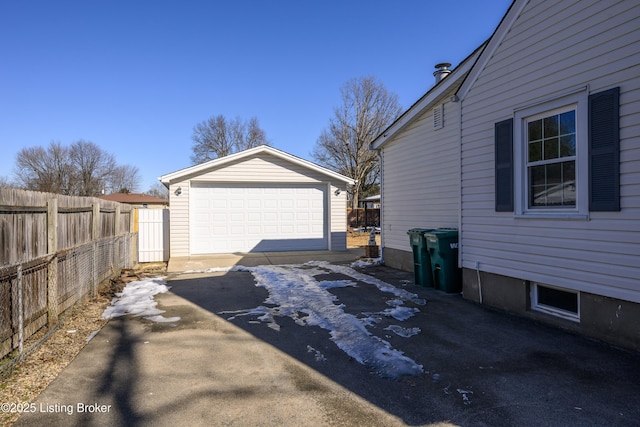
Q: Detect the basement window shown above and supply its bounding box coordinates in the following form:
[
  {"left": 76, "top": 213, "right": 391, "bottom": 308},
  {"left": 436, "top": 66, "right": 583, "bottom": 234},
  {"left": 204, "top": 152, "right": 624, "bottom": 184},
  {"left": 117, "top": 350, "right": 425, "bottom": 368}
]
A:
[{"left": 531, "top": 283, "right": 580, "bottom": 322}]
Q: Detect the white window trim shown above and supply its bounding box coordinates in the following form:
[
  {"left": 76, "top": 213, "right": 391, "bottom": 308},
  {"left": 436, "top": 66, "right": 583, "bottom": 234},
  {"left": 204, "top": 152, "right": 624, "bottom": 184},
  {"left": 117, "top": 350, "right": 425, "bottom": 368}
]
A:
[
  {"left": 531, "top": 283, "right": 581, "bottom": 322},
  {"left": 513, "top": 90, "right": 589, "bottom": 219}
]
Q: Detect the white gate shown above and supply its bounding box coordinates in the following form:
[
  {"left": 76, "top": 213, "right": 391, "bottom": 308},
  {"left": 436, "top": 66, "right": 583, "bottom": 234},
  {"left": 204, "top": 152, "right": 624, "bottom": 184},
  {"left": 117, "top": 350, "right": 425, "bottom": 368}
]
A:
[{"left": 136, "top": 208, "right": 169, "bottom": 262}]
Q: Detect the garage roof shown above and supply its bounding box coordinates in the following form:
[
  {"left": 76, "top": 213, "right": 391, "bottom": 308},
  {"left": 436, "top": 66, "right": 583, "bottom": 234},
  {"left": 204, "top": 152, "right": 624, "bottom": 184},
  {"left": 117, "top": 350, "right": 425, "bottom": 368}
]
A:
[{"left": 159, "top": 145, "right": 356, "bottom": 186}]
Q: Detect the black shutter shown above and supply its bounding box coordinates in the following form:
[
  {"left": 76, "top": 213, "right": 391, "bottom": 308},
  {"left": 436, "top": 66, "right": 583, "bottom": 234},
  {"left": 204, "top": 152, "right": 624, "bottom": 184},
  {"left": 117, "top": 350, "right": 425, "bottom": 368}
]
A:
[
  {"left": 589, "top": 87, "right": 620, "bottom": 211},
  {"left": 495, "top": 118, "right": 514, "bottom": 212}
]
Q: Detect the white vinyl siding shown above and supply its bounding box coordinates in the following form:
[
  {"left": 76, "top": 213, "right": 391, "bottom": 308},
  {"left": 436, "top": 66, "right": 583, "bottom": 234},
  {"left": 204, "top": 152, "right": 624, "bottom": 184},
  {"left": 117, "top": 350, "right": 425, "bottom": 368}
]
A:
[
  {"left": 382, "top": 94, "right": 460, "bottom": 253},
  {"left": 168, "top": 181, "right": 190, "bottom": 257},
  {"left": 460, "top": 0, "right": 640, "bottom": 302}
]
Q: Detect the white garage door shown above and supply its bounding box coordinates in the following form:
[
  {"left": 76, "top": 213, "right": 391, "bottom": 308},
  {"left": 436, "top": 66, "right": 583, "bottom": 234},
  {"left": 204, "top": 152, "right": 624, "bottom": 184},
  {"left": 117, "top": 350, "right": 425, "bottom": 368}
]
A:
[{"left": 190, "top": 183, "right": 327, "bottom": 254}]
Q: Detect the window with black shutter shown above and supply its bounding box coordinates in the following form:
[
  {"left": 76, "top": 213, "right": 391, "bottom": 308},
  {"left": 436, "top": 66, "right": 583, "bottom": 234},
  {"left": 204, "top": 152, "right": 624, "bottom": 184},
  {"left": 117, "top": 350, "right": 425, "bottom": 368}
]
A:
[{"left": 496, "top": 87, "right": 620, "bottom": 216}]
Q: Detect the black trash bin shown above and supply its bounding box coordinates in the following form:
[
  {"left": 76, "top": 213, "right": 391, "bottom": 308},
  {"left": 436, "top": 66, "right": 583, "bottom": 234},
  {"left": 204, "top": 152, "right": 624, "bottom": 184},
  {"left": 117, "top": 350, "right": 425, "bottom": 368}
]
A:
[
  {"left": 424, "top": 228, "right": 461, "bottom": 293},
  {"left": 407, "top": 228, "right": 433, "bottom": 287}
]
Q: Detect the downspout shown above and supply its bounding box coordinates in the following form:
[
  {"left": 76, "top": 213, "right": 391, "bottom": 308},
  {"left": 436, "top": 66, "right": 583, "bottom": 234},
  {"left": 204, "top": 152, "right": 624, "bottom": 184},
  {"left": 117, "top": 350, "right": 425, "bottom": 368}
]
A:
[
  {"left": 455, "top": 90, "right": 481, "bottom": 303},
  {"left": 376, "top": 149, "right": 384, "bottom": 264},
  {"left": 454, "top": 91, "right": 465, "bottom": 298}
]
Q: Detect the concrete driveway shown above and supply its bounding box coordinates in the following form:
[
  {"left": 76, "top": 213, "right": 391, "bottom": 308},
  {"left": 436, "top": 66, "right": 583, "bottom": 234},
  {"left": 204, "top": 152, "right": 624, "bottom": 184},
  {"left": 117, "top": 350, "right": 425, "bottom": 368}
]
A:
[{"left": 14, "top": 252, "right": 640, "bottom": 426}]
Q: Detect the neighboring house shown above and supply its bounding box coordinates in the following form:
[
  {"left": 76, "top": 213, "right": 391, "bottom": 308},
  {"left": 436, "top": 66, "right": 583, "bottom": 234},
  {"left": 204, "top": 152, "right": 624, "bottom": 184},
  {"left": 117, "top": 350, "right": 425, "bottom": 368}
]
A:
[
  {"left": 370, "top": 47, "right": 484, "bottom": 271},
  {"left": 359, "top": 194, "right": 380, "bottom": 209},
  {"left": 455, "top": 0, "right": 640, "bottom": 350},
  {"left": 98, "top": 192, "right": 169, "bottom": 208},
  {"left": 159, "top": 145, "right": 355, "bottom": 256}
]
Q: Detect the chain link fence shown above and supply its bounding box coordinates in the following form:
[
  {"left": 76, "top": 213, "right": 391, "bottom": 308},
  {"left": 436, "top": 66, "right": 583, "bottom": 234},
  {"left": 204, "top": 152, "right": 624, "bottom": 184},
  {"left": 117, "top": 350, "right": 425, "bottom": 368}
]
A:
[{"left": 0, "top": 234, "right": 135, "bottom": 364}]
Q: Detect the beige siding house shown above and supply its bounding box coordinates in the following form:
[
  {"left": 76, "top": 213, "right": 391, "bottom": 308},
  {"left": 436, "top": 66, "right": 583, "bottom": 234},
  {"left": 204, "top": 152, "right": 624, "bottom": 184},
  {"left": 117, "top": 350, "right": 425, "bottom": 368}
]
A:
[
  {"left": 457, "top": 0, "right": 640, "bottom": 350},
  {"left": 159, "top": 145, "right": 354, "bottom": 256},
  {"left": 370, "top": 49, "right": 483, "bottom": 271}
]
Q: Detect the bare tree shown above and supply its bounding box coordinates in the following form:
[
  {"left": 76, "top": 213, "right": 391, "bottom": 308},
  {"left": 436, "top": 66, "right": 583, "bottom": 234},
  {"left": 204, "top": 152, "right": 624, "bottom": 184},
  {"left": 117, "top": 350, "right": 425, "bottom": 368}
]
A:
[
  {"left": 190, "top": 115, "right": 269, "bottom": 164},
  {"left": 0, "top": 175, "right": 16, "bottom": 188},
  {"left": 312, "top": 76, "right": 402, "bottom": 208},
  {"left": 108, "top": 164, "right": 141, "bottom": 194},
  {"left": 13, "top": 140, "right": 140, "bottom": 196},
  {"left": 14, "top": 141, "right": 74, "bottom": 193},
  {"left": 69, "top": 140, "right": 117, "bottom": 196},
  {"left": 147, "top": 182, "right": 169, "bottom": 200}
]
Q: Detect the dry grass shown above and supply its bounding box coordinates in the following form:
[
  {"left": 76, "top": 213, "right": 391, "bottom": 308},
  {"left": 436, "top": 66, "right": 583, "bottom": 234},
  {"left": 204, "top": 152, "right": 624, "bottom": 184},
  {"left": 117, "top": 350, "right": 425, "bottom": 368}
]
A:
[
  {"left": 0, "top": 263, "right": 166, "bottom": 426},
  {"left": 347, "top": 231, "right": 380, "bottom": 248}
]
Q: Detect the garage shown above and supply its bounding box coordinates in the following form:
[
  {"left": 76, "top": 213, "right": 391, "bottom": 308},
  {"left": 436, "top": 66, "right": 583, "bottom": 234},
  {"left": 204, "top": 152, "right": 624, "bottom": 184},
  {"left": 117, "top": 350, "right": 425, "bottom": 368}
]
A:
[
  {"left": 190, "top": 183, "right": 327, "bottom": 254},
  {"left": 159, "top": 145, "right": 355, "bottom": 257}
]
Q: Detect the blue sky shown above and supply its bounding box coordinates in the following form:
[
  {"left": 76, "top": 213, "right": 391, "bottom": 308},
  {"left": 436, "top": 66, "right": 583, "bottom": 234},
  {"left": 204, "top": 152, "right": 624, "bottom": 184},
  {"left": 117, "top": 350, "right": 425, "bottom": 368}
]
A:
[{"left": 0, "top": 0, "right": 512, "bottom": 192}]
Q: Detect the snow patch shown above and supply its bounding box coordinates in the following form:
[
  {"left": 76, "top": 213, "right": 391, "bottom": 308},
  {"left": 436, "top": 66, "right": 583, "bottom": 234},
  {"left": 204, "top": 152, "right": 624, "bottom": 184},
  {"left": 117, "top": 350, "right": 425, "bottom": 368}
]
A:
[
  {"left": 350, "top": 258, "right": 381, "bottom": 268},
  {"left": 223, "top": 263, "right": 423, "bottom": 379},
  {"left": 306, "top": 345, "right": 327, "bottom": 362},
  {"left": 384, "top": 325, "right": 421, "bottom": 338},
  {"left": 102, "top": 278, "right": 180, "bottom": 323}
]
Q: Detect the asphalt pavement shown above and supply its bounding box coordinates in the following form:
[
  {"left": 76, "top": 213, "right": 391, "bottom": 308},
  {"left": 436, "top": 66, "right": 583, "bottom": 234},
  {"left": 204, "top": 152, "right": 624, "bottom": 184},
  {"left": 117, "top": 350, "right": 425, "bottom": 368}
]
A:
[{"left": 12, "top": 253, "right": 640, "bottom": 427}]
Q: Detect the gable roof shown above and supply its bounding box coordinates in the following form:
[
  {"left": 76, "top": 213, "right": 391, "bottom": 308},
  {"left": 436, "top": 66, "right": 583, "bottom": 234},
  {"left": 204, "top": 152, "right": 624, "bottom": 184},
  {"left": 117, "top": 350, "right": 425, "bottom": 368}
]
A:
[
  {"left": 98, "top": 193, "right": 168, "bottom": 205},
  {"left": 369, "top": 43, "right": 486, "bottom": 150},
  {"left": 456, "top": 0, "right": 523, "bottom": 101},
  {"left": 159, "top": 145, "right": 356, "bottom": 186}
]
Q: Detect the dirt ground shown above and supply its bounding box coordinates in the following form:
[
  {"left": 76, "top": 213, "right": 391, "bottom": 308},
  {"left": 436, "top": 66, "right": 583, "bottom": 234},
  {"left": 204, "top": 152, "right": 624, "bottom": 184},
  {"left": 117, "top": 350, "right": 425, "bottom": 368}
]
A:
[{"left": 346, "top": 230, "right": 380, "bottom": 248}]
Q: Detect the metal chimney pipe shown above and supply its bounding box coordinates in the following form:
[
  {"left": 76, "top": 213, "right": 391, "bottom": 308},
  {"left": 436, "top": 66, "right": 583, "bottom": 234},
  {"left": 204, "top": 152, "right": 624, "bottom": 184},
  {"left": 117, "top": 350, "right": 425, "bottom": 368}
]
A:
[{"left": 433, "top": 62, "right": 452, "bottom": 84}]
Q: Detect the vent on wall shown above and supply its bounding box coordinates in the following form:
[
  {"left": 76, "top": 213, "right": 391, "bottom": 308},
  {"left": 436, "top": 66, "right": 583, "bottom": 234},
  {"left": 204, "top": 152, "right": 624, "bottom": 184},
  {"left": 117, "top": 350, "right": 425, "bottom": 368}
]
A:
[{"left": 433, "top": 104, "right": 444, "bottom": 130}]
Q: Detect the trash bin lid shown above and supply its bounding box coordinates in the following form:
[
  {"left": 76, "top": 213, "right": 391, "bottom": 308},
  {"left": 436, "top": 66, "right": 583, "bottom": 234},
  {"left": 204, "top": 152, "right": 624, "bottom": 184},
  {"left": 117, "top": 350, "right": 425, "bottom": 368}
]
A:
[
  {"left": 407, "top": 228, "right": 433, "bottom": 235},
  {"left": 424, "top": 228, "right": 458, "bottom": 238}
]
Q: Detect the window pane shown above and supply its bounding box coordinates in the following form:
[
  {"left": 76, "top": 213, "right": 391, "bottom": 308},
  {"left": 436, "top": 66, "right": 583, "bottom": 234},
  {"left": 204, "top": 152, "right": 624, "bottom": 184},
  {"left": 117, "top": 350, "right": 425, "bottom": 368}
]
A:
[
  {"left": 562, "top": 161, "right": 576, "bottom": 206},
  {"left": 530, "top": 165, "right": 546, "bottom": 186},
  {"left": 559, "top": 135, "right": 575, "bottom": 157},
  {"left": 537, "top": 285, "right": 578, "bottom": 314},
  {"left": 528, "top": 120, "right": 542, "bottom": 141},
  {"left": 559, "top": 110, "right": 575, "bottom": 135},
  {"left": 529, "top": 165, "right": 546, "bottom": 207},
  {"left": 563, "top": 161, "right": 575, "bottom": 181},
  {"left": 547, "top": 163, "right": 562, "bottom": 184},
  {"left": 526, "top": 108, "right": 578, "bottom": 210},
  {"left": 544, "top": 115, "right": 558, "bottom": 137},
  {"left": 544, "top": 137, "right": 559, "bottom": 160},
  {"left": 529, "top": 141, "right": 542, "bottom": 162}
]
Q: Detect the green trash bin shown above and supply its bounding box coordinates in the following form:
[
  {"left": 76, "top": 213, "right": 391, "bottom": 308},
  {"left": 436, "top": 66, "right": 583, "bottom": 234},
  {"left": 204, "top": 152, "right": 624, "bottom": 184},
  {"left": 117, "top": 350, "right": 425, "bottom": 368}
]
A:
[
  {"left": 424, "top": 228, "right": 461, "bottom": 293},
  {"left": 407, "top": 228, "right": 433, "bottom": 287}
]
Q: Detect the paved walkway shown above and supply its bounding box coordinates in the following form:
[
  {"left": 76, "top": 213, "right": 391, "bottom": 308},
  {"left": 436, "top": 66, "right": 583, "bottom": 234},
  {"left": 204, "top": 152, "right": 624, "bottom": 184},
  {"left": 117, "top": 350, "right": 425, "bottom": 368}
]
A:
[{"left": 13, "top": 254, "right": 640, "bottom": 427}]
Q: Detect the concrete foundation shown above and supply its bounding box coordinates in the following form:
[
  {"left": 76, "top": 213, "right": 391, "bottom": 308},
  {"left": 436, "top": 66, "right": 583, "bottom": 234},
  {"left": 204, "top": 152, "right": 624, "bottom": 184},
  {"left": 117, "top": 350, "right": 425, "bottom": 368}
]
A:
[
  {"left": 462, "top": 268, "right": 640, "bottom": 352},
  {"left": 381, "top": 247, "right": 414, "bottom": 273}
]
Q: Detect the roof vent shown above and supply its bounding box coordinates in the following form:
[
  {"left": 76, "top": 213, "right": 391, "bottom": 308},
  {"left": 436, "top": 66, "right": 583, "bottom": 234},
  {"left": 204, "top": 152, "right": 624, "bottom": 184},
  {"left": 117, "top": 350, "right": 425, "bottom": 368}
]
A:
[{"left": 433, "top": 62, "right": 452, "bottom": 84}]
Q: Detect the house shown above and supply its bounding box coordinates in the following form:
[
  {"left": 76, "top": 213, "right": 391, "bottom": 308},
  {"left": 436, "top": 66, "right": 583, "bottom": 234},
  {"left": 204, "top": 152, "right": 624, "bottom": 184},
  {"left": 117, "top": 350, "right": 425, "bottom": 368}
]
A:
[
  {"left": 369, "top": 47, "right": 484, "bottom": 271},
  {"left": 456, "top": 0, "right": 640, "bottom": 350},
  {"left": 359, "top": 194, "right": 380, "bottom": 209},
  {"left": 372, "top": 0, "right": 640, "bottom": 351},
  {"left": 457, "top": 0, "right": 640, "bottom": 350},
  {"left": 98, "top": 192, "right": 169, "bottom": 208},
  {"left": 159, "top": 145, "right": 355, "bottom": 256}
]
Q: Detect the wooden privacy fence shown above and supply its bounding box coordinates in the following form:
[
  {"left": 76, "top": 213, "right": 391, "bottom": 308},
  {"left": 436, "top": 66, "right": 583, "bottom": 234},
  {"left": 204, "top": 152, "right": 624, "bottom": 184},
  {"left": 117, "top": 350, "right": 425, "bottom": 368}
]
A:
[
  {"left": 347, "top": 208, "right": 380, "bottom": 229},
  {"left": 0, "top": 188, "right": 136, "bottom": 363}
]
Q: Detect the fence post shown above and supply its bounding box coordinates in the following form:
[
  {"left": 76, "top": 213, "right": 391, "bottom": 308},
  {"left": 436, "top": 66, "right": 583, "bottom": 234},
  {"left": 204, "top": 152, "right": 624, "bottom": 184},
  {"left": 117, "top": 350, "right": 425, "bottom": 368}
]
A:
[
  {"left": 47, "top": 198, "right": 58, "bottom": 326},
  {"left": 132, "top": 208, "right": 138, "bottom": 266},
  {"left": 92, "top": 202, "right": 100, "bottom": 241},
  {"left": 92, "top": 202, "right": 100, "bottom": 297},
  {"left": 115, "top": 205, "right": 121, "bottom": 269}
]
